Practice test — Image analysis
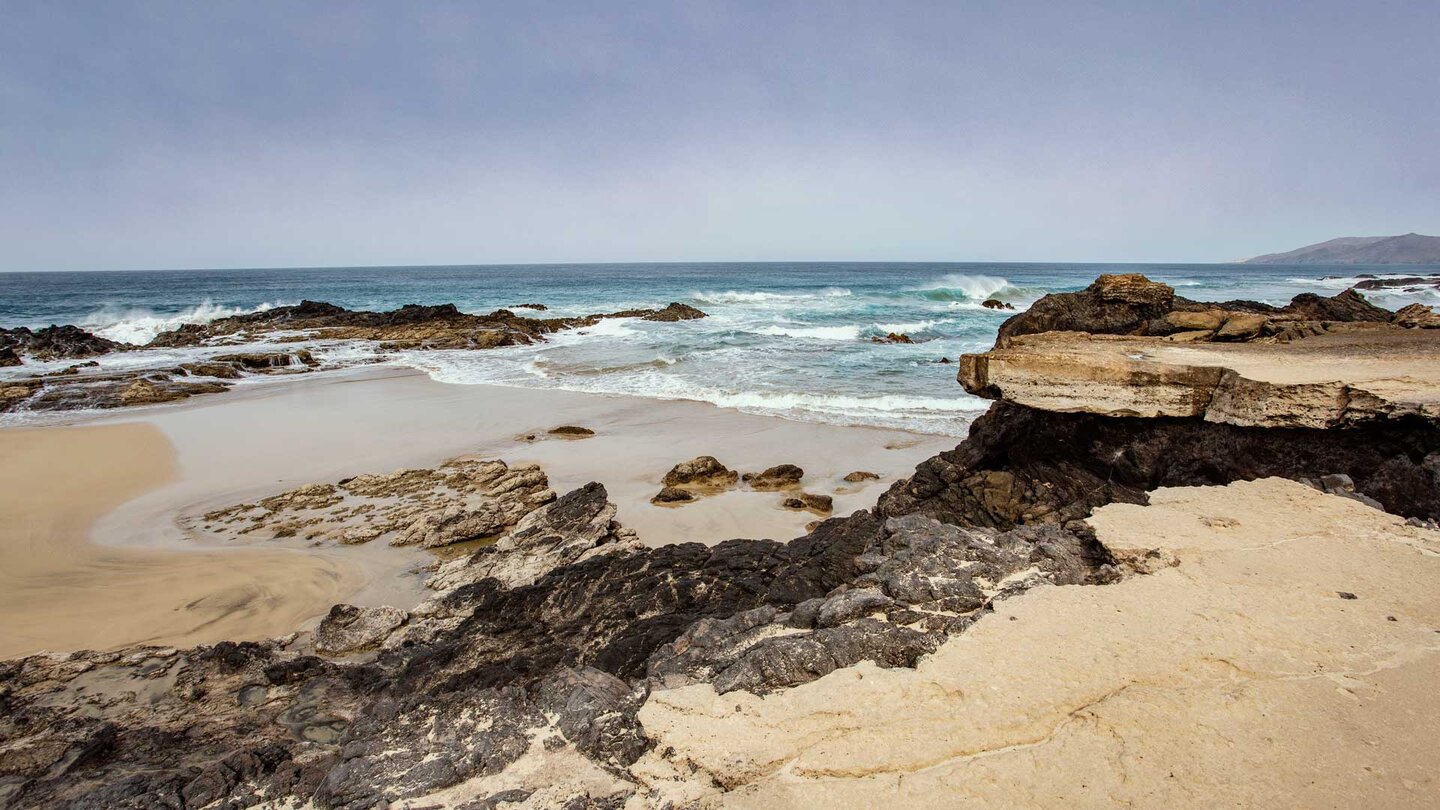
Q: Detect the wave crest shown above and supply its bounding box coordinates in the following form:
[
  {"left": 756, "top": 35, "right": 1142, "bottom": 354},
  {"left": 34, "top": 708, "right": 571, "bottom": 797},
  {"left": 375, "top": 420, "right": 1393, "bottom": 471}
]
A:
[{"left": 79, "top": 300, "right": 288, "bottom": 345}]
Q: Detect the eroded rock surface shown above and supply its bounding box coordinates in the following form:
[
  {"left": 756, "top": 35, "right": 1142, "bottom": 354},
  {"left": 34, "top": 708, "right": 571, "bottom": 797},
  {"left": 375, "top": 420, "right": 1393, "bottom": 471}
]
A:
[{"left": 195, "top": 458, "right": 555, "bottom": 548}]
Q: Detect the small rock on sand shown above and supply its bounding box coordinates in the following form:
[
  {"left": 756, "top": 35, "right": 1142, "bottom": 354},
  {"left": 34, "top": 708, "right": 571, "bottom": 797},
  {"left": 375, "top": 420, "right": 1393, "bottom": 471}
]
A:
[
  {"left": 782, "top": 492, "right": 834, "bottom": 514},
  {"left": 742, "top": 464, "right": 804, "bottom": 490},
  {"left": 843, "top": 471, "right": 881, "bottom": 483},
  {"left": 548, "top": 425, "right": 595, "bottom": 437}
]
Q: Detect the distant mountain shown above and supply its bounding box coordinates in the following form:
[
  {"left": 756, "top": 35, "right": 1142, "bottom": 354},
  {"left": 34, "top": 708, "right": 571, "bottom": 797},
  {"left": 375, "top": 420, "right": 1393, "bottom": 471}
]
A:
[{"left": 1244, "top": 233, "right": 1440, "bottom": 264}]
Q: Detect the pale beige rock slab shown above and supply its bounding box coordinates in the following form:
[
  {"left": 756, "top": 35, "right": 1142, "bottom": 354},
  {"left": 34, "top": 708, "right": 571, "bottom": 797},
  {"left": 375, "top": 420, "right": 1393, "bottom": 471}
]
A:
[
  {"left": 959, "top": 329, "right": 1440, "bottom": 427},
  {"left": 633, "top": 478, "right": 1440, "bottom": 809}
]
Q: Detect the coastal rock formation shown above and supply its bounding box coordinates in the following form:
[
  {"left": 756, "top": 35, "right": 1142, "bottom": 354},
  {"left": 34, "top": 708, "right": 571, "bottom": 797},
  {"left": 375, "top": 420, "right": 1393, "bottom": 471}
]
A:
[
  {"left": 871, "top": 331, "right": 914, "bottom": 344},
  {"left": 1393, "top": 302, "right": 1440, "bottom": 328},
  {"left": 197, "top": 458, "right": 556, "bottom": 549},
  {"left": 146, "top": 299, "right": 706, "bottom": 350},
  {"left": 312, "top": 605, "right": 409, "bottom": 655},
  {"left": 547, "top": 425, "right": 595, "bottom": 437},
  {"left": 958, "top": 329, "right": 1440, "bottom": 428},
  {"left": 995, "top": 273, "right": 1390, "bottom": 346},
  {"left": 742, "top": 463, "right": 804, "bottom": 490},
  {"left": 0, "top": 324, "right": 130, "bottom": 361},
  {"left": 0, "top": 347, "right": 20, "bottom": 367},
  {"left": 843, "top": 470, "right": 881, "bottom": 483},
  {"left": 5, "top": 274, "right": 1440, "bottom": 807},
  {"left": 658, "top": 455, "right": 738, "bottom": 491},
  {"left": 781, "top": 492, "right": 834, "bottom": 514},
  {"left": 0, "top": 473, "right": 1113, "bottom": 808}
]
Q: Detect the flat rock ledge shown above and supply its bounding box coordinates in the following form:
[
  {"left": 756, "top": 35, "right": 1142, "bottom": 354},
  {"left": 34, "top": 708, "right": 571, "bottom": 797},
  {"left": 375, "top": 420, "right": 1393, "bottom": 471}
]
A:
[{"left": 960, "top": 324, "right": 1440, "bottom": 429}]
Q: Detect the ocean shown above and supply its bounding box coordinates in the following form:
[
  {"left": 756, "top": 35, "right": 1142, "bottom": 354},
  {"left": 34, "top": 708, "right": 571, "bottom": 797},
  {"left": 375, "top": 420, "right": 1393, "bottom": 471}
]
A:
[{"left": 2, "top": 262, "right": 1436, "bottom": 434}]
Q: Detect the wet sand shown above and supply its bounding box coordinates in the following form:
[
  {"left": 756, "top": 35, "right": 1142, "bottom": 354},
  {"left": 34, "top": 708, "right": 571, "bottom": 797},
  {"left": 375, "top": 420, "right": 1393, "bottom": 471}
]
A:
[
  {"left": 0, "top": 424, "right": 365, "bottom": 660},
  {"left": 1, "top": 369, "right": 961, "bottom": 659}
]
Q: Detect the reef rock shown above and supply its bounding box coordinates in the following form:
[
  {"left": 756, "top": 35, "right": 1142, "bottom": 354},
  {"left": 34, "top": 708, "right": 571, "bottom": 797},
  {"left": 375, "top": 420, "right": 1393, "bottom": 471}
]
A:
[{"left": 0, "top": 324, "right": 130, "bottom": 360}]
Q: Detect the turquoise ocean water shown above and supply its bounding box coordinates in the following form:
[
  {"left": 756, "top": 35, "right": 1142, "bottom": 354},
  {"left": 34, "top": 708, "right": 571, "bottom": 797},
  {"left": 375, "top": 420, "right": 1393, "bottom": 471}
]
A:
[{"left": 2, "top": 262, "right": 1436, "bottom": 434}]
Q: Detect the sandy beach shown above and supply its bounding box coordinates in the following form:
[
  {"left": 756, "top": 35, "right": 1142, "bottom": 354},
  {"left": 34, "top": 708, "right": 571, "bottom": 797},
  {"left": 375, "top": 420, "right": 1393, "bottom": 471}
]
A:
[
  {"left": 0, "top": 424, "right": 365, "bottom": 660},
  {"left": 0, "top": 367, "right": 957, "bottom": 658}
]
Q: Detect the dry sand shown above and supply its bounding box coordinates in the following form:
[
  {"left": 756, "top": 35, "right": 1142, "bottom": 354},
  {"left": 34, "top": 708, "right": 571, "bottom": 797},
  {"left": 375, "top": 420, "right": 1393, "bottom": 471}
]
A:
[
  {"left": 0, "top": 424, "right": 364, "bottom": 660},
  {"left": 1, "top": 368, "right": 958, "bottom": 659},
  {"left": 632, "top": 478, "right": 1440, "bottom": 808}
]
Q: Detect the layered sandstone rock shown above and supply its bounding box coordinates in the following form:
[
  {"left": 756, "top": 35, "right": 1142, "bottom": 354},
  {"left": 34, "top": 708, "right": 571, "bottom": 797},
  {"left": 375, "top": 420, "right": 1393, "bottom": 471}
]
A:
[{"left": 959, "top": 329, "right": 1440, "bottom": 428}]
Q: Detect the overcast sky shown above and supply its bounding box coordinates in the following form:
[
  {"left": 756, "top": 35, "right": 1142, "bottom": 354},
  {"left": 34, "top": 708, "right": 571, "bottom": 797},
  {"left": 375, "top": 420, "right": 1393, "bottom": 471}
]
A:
[{"left": 1, "top": 1, "right": 1436, "bottom": 271}]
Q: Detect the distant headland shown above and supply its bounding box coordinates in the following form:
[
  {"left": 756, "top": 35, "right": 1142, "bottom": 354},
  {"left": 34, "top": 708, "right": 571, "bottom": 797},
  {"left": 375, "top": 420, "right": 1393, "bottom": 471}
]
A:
[{"left": 1244, "top": 233, "right": 1440, "bottom": 264}]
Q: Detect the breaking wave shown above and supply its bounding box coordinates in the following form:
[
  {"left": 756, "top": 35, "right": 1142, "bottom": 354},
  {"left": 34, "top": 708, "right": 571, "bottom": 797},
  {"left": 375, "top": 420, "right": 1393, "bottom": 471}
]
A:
[{"left": 79, "top": 300, "right": 289, "bottom": 345}]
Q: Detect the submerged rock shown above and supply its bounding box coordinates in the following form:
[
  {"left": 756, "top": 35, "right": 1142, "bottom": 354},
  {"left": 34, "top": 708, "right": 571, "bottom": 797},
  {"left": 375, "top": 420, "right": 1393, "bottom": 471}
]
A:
[{"left": 548, "top": 425, "right": 595, "bottom": 437}]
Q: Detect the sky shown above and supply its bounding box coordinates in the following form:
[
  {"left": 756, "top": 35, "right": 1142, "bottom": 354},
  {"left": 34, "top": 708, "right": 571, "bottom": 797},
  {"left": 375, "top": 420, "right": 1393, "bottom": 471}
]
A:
[{"left": 1, "top": 1, "right": 1437, "bottom": 271}]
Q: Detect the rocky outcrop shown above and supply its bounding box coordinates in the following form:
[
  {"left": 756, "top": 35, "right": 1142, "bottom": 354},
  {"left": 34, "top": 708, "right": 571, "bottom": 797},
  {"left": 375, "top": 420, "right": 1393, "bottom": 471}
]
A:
[
  {"left": 547, "top": 425, "right": 595, "bottom": 437},
  {"left": 311, "top": 605, "right": 408, "bottom": 655},
  {"left": 0, "top": 325, "right": 130, "bottom": 361},
  {"left": 0, "top": 459, "right": 1115, "bottom": 808},
  {"left": 958, "top": 330, "right": 1440, "bottom": 428},
  {"left": 0, "top": 347, "right": 20, "bottom": 367},
  {"left": 0, "top": 371, "right": 231, "bottom": 414},
  {"left": 871, "top": 332, "right": 914, "bottom": 344},
  {"left": 197, "top": 458, "right": 555, "bottom": 548},
  {"left": 995, "top": 273, "right": 1392, "bottom": 346},
  {"left": 1393, "top": 302, "right": 1440, "bottom": 328},
  {"left": 146, "top": 300, "right": 706, "bottom": 349}
]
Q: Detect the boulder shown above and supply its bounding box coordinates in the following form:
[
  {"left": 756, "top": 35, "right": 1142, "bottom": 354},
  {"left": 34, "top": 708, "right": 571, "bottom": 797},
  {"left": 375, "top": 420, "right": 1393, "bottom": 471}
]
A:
[
  {"left": 1393, "top": 303, "right": 1440, "bottom": 329},
  {"left": 997, "top": 274, "right": 1176, "bottom": 344},
  {"left": 843, "top": 471, "right": 881, "bottom": 483},
  {"left": 640, "top": 302, "right": 707, "bottom": 322},
  {"left": 1163, "top": 310, "right": 1225, "bottom": 332},
  {"left": 742, "top": 464, "right": 804, "bottom": 490},
  {"left": 1214, "top": 312, "right": 1268, "bottom": 340},
  {"left": 179, "top": 361, "right": 243, "bottom": 379},
  {"left": 0, "top": 346, "right": 20, "bottom": 367},
  {"left": 661, "top": 456, "right": 738, "bottom": 489},
  {"left": 982, "top": 299, "right": 1015, "bottom": 311},
  {"left": 651, "top": 486, "right": 696, "bottom": 504},
  {"left": 312, "top": 604, "right": 407, "bottom": 655},
  {"left": 548, "top": 425, "right": 595, "bottom": 437},
  {"left": 871, "top": 332, "right": 914, "bottom": 344},
  {"left": 782, "top": 492, "right": 833, "bottom": 514}
]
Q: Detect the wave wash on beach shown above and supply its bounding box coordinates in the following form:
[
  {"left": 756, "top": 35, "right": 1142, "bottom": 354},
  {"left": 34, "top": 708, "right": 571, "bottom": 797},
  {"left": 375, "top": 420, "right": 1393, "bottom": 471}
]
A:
[{"left": 7, "top": 261, "right": 1440, "bottom": 433}]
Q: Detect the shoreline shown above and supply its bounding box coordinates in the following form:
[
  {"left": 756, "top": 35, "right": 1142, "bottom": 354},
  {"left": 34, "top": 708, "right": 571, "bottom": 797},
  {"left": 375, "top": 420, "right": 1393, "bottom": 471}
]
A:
[
  {"left": 0, "top": 424, "right": 367, "bottom": 660},
  {"left": 0, "top": 367, "right": 958, "bottom": 659}
]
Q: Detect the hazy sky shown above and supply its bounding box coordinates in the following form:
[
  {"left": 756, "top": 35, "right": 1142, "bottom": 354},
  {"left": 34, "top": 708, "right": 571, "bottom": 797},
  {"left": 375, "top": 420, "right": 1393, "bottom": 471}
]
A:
[{"left": 2, "top": 1, "right": 1436, "bottom": 271}]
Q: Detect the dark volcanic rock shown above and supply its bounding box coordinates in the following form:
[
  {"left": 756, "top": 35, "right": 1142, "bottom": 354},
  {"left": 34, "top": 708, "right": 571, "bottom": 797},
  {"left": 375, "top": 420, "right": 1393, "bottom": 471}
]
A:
[
  {"left": 0, "top": 346, "right": 20, "bottom": 367},
  {"left": 146, "top": 300, "right": 706, "bottom": 349},
  {"left": 997, "top": 274, "right": 1176, "bottom": 344},
  {"left": 997, "top": 273, "right": 1395, "bottom": 345},
  {"left": 878, "top": 401, "right": 1440, "bottom": 528},
  {"left": 0, "top": 325, "right": 129, "bottom": 360}
]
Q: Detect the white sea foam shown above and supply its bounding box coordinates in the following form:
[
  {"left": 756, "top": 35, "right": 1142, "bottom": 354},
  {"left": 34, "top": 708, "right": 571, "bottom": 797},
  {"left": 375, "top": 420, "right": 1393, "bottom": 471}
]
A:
[
  {"left": 79, "top": 300, "right": 289, "bottom": 345},
  {"left": 691, "top": 288, "right": 852, "bottom": 305},
  {"left": 907, "top": 273, "right": 1013, "bottom": 300},
  {"left": 752, "top": 324, "right": 862, "bottom": 340},
  {"left": 872, "top": 319, "right": 943, "bottom": 333}
]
